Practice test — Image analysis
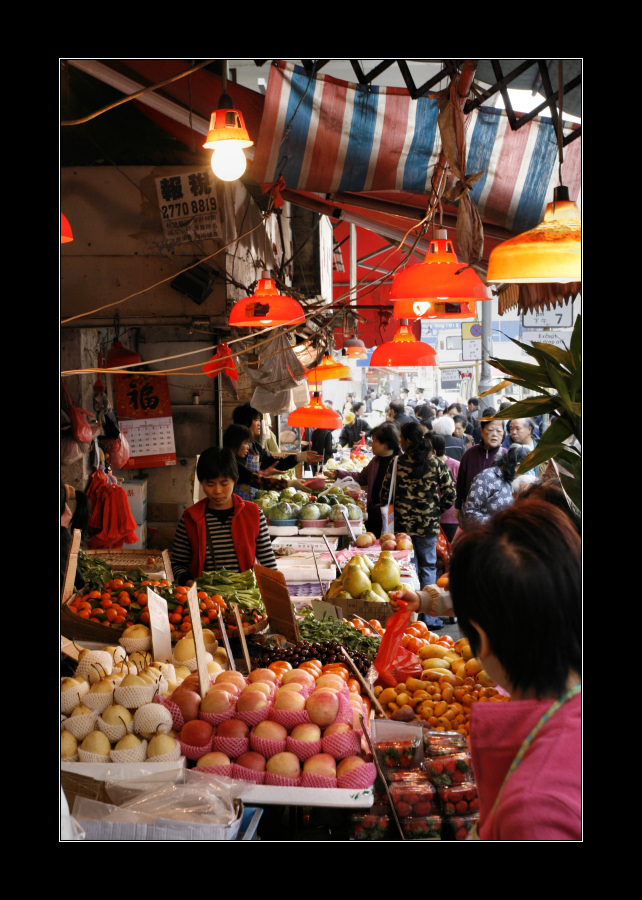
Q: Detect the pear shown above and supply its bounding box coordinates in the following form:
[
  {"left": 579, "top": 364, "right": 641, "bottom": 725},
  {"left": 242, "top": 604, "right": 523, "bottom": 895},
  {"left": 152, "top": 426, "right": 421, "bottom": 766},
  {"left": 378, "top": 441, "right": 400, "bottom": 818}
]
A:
[
  {"left": 60, "top": 731, "right": 78, "bottom": 759},
  {"left": 70, "top": 703, "right": 93, "bottom": 717},
  {"left": 147, "top": 733, "right": 179, "bottom": 759},
  {"left": 360, "top": 590, "right": 386, "bottom": 603},
  {"left": 371, "top": 554, "right": 401, "bottom": 591},
  {"left": 114, "top": 733, "right": 142, "bottom": 751},
  {"left": 173, "top": 637, "right": 197, "bottom": 662},
  {"left": 123, "top": 624, "right": 150, "bottom": 640},
  {"left": 129, "top": 650, "right": 152, "bottom": 670},
  {"left": 102, "top": 704, "right": 133, "bottom": 727},
  {"left": 119, "top": 674, "right": 148, "bottom": 688},
  {"left": 80, "top": 730, "right": 111, "bottom": 757},
  {"left": 370, "top": 582, "right": 390, "bottom": 602},
  {"left": 341, "top": 566, "right": 372, "bottom": 599}
]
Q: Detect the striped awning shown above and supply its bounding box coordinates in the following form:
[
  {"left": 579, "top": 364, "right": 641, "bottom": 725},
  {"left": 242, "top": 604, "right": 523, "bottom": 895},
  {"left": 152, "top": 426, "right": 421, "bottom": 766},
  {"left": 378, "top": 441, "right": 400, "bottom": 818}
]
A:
[{"left": 250, "top": 61, "right": 581, "bottom": 236}]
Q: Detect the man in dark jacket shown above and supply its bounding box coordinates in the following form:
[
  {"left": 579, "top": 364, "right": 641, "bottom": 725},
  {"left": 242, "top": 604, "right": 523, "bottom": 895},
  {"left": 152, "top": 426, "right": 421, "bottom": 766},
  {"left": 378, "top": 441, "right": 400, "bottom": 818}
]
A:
[
  {"left": 338, "top": 402, "right": 371, "bottom": 447},
  {"left": 387, "top": 399, "right": 415, "bottom": 427}
]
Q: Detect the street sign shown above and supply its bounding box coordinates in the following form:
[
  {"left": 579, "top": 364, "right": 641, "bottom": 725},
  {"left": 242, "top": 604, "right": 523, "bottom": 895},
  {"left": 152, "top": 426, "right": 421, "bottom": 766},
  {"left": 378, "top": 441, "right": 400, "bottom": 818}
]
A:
[
  {"left": 522, "top": 306, "right": 573, "bottom": 328},
  {"left": 524, "top": 330, "right": 573, "bottom": 350}
]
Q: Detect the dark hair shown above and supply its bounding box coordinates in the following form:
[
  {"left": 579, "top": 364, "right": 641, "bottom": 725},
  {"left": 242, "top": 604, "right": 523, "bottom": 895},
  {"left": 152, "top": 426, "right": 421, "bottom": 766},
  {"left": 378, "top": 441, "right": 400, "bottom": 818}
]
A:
[
  {"left": 414, "top": 403, "right": 432, "bottom": 420},
  {"left": 453, "top": 414, "right": 467, "bottom": 428},
  {"left": 497, "top": 443, "right": 530, "bottom": 482},
  {"left": 222, "top": 424, "right": 252, "bottom": 454},
  {"left": 232, "top": 403, "right": 262, "bottom": 428},
  {"left": 468, "top": 397, "right": 479, "bottom": 408},
  {"left": 370, "top": 422, "right": 400, "bottom": 454},
  {"left": 480, "top": 416, "right": 504, "bottom": 431},
  {"left": 515, "top": 478, "right": 581, "bottom": 534},
  {"left": 352, "top": 401, "right": 364, "bottom": 415},
  {"left": 196, "top": 447, "right": 239, "bottom": 483},
  {"left": 429, "top": 432, "right": 446, "bottom": 457},
  {"left": 400, "top": 420, "right": 432, "bottom": 477},
  {"left": 447, "top": 402, "right": 462, "bottom": 414},
  {"left": 419, "top": 417, "right": 434, "bottom": 432},
  {"left": 450, "top": 500, "right": 581, "bottom": 698},
  {"left": 389, "top": 399, "right": 405, "bottom": 416}
]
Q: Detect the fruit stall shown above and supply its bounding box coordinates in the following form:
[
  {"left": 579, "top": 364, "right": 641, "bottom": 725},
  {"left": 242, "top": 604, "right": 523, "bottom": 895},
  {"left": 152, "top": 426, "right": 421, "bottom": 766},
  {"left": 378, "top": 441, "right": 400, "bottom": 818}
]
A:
[{"left": 61, "top": 471, "right": 501, "bottom": 841}]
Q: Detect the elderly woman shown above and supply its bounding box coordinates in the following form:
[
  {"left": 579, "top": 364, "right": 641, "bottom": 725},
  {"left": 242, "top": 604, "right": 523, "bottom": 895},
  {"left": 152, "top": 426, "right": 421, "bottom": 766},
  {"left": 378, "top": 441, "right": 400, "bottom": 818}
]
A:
[
  {"left": 462, "top": 443, "right": 529, "bottom": 526},
  {"left": 391, "top": 499, "right": 581, "bottom": 840}
]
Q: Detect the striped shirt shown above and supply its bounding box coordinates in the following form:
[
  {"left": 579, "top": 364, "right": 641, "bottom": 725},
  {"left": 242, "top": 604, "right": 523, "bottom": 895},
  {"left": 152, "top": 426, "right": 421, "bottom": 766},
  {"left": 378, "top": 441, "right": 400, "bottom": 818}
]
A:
[{"left": 171, "top": 505, "right": 276, "bottom": 584}]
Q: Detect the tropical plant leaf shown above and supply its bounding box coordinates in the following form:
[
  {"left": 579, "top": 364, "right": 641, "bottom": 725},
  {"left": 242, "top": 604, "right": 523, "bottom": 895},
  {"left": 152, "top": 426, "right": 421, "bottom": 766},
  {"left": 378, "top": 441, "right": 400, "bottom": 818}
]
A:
[
  {"left": 515, "top": 442, "right": 569, "bottom": 474},
  {"left": 559, "top": 470, "right": 582, "bottom": 510},
  {"left": 506, "top": 337, "right": 573, "bottom": 373},
  {"left": 479, "top": 379, "right": 514, "bottom": 398},
  {"left": 569, "top": 314, "right": 581, "bottom": 367},
  {"left": 544, "top": 361, "right": 573, "bottom": 414},
  {"left": 487, "top": 357, "right": 555, "bottom": 389},
  {"left": 529, "top": 341, "right": 574, "bottom": 371}
]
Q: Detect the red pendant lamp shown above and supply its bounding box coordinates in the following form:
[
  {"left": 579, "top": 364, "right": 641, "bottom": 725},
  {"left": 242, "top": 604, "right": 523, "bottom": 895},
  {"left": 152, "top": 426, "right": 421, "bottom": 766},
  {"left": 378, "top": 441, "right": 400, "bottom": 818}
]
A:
[
  {"left": 306, "top": 354, "right": 351, "bottom": 384},
  {"left": 417, "top": 300, "right": 477, "bottom": 319},
  {"left": 61, "top": 213, "right": 73, "bottom": 243},
  {"left": 288, "top": 392, "right": 343, "bottom": 429},
  {"left": 369, "top": 320, "right": 437, "bottom": 368},
  {"left": 229, "top": 272, "right": 305, "bottom": 328},
  {"left": 391, "top": 230, "right": 490, "bottom": 320}
]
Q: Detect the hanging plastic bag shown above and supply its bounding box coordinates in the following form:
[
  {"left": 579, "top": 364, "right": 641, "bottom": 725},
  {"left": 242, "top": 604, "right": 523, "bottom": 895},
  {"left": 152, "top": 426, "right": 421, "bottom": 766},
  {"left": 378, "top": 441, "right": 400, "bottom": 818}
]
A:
[
  {"left": 103, "top": 432, "right": 130, "bottom": 469},
  {"left": 436, "top": 527, "right": 452, "bottom": 566},
  {"left": 61, "top": 381, "right": 94, "bottom": 444},
  {"left": 373, "top": 600, "right": 422, "bottom": 688}
]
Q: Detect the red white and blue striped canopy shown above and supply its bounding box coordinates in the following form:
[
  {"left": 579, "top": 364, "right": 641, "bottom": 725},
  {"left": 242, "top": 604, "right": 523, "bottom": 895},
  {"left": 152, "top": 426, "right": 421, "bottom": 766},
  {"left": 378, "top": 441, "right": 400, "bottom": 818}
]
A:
[{"left": 250, "top": 61, "right": 581, "bottom": 236}]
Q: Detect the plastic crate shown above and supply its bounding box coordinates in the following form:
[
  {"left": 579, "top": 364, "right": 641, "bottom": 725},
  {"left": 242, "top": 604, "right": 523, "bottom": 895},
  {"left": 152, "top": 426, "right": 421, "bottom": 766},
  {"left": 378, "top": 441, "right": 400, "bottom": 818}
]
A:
[{"left": 237, "top": 806, "right": 263, "bottom": 840}]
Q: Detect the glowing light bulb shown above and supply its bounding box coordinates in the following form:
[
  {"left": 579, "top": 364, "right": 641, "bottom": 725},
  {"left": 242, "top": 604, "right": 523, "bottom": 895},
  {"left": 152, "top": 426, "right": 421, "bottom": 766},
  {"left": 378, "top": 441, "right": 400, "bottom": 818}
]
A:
[{"left": 210, "top": 143, "right": 247, "bottom": 182}]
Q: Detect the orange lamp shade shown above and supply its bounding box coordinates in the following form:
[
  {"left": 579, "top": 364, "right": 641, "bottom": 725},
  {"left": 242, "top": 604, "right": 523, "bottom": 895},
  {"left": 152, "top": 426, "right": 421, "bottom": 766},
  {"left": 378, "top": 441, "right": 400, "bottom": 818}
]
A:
[
  {"left": 369, "top": 321, "right": 437, "bottom": 368},
  {"left": 229, "top": 277, "right": 305, "bottom": 327},
  {"left": 61, "top": 212, "right": 73, "bottom": 243},
  {"left": 487, "top": 195, "right": 581, "bottom": 284},
  {"left": 203, "top": 107, "right": 254, "bottom": 150},
  {"left": 306, "top": 355, "right": 351, "bottom": 383},
  {"left": 288, "top": 393, "right": 343, "bottom": 429},
  {"left": 391, "top": 233, "right": 490, "bottom": 318},
  {"left": 344, "top": 336, "right": 368, "bottom": 358},
  {"left": 394, "top": 299, "right": 478, "bottom": 319}
]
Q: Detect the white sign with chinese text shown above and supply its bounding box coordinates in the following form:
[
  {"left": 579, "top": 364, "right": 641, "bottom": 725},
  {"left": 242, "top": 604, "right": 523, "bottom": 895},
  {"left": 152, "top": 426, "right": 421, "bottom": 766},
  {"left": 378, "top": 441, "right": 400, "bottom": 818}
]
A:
[{"left": 155, "top": 170, "right": 222, "bottom": 243}]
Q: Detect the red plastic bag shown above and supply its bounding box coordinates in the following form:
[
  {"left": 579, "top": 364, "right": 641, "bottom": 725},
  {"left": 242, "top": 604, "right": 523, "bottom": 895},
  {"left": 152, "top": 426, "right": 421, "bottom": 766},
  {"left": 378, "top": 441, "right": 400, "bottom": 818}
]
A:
[
  {"left": 373, "top": 601, "right": 422, "bottom": 688},
  {"left": 61, "top": 381, "right": 94, "bottom": 444},
  {"left": 436, "top": 527, "right": 452, "bottom": 565}
]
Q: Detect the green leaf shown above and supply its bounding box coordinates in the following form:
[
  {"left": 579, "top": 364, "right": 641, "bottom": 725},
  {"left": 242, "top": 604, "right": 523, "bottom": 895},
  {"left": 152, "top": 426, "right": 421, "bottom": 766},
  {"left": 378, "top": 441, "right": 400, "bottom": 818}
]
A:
[
  {"left": 559, "top": 470, "right": 582, "bottom": 509},
  {"left": 529, "top": 341, "right": 574, "bottom": 372},
  {"left": 488, "top": 357, "right": 555, "bottom": 389},
  {"left": 479, "top": 380, "right": 514, "bottom": 398},
  {"left": 569, "top": 314, "right": 581, "bottom": 367}
]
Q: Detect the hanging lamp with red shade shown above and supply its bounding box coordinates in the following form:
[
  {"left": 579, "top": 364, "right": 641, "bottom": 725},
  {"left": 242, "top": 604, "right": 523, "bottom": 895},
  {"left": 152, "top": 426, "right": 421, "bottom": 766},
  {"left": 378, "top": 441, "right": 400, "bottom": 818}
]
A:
[
  {"left": 306, "top": 354, "right": 351, "bottom": 385},
  {"left": 369, "top": 320, "right": 437, "bottom": 368},
  {"left": 288, "top": 392, "right": 343, "bottom": 430},
  {"left": 61, "top": 213, "right": 73, "bottom": 244},
  {"left": 343, "top": 334, "right": 368, "bottom": 359},
  {"left": 229, "top": 272, "right": 305, "bottom": 328},
  {"left": 391, "top": 230, "right": 490, "bottom": 320}
]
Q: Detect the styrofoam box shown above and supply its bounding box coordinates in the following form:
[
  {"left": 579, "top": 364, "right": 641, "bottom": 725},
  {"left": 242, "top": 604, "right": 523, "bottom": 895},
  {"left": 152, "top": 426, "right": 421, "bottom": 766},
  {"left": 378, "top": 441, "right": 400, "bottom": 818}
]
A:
[{"left": 123, "top": 479, "right": 147, "bottom": 524}]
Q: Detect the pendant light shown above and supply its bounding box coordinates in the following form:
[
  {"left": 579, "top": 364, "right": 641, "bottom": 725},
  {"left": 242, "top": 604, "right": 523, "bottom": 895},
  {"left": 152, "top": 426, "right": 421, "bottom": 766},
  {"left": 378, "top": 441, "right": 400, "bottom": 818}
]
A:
[
  {"left": 391, "top": 230, "right": 490, "bottom": 320},
  {"left": 344, "top": 335, "right": 368, "bottom": 358},
  {"left": 288, "top": 392, "right": 343, "bottom": 429},
  {"left": 413, "top": 300, "right": 477, "bottom": 319},
  {"left": 305, "top": 354, "right": 351, "bottom": 383},
  {"left": 369, "top": 320, "right": 437, "bottom": 368},
  {"left": 203, "top": 62, "right": 254, "bottom": 182},
  {"left": 229, "top": 272, "right": 305, "bottom": 328},
  {"left": 486, "top": 186, "right": 581, "bottom": 284},
  {"left": 61, "top": 213, "right": 73, "bottom": 243}
]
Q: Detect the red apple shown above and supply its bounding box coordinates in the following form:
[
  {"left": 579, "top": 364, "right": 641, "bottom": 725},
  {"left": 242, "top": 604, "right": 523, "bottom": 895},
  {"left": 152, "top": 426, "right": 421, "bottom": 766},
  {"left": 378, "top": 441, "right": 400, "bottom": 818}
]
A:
[
  {"left": 171, "top": 687, "right": 202, "bottom": 722},
  {"left": 200, "top": 689, "right": 234, "bottom": 714},
  {"left": 236, "top": 691, "right": 268, "bottom": 712},
  {"left": 241, "top": 682, "right": 272, "bottom": 699},
  {"left": 248, "top": 668, "right": 277, "bottom": 685},
  {"left": 276, "top": 682, "right": 304, "bottom": 694},
  {"left": 215, "top": 671, "right": 247, "bottom": 690},
  {"left": 395, "top": 533, "right": 410, "bottom": 542},
  {"left": 314, "top": 674, "right": 345, "bottom": 691},
  {"left": 337, "top": 755, "right": 366, "bottom": 778},
  {"left": 180, "top": 719, "right": 214, "bottom": 746},
  {"left": 303, "top": 752, "right": 337, "bottom": 778},
  {"left": 235, "top": 750, "right": 266, "bottom": 772},
  {"left": 253, "top": 720, "right": 287, "bottom": 741},
  {"left": 306, "top": 689, "right": 339, "bottom": 727},
  {"left": 196, "top": 750, "right": 230, "bottom": 767},
  {"left": 290, "top": 723, "right": 322, "bottom": 743},
  {"left": 274, "top": 690, "right": 306, "bottom": 711},
  {"left": 381, "top": 540, "right": 397, "bottom": 551},
  {"left": 216, "top": 718, "right": 249, "bottom": 739},
  {"left": 208, "top": 680, "right": 242, "bottom": 697},
  {"left": 323, "top": 722, "right": 352, "bottom": 737},
  {"left": 281, "top": 669, "right": 316, "bottom": 689},
  {"left": 266, "top": 751, "right": 301, "bottom": 779},
  {"left": 396, "top": 539, "right": 413, "bottom": 550}
]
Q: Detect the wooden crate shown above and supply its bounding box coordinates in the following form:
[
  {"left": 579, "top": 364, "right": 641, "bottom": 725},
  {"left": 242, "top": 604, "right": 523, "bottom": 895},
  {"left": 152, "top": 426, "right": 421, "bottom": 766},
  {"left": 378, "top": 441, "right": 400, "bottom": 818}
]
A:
[{"left": 61, "top": 530, "right": 173, "bottom": 644}]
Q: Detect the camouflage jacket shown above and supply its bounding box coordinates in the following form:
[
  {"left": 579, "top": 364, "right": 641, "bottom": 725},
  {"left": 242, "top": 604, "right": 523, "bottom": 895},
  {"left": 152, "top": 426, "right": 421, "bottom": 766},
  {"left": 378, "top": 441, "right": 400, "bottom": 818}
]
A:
[{"left": 381, "top": 450, "right": 456, "bottom": 537}]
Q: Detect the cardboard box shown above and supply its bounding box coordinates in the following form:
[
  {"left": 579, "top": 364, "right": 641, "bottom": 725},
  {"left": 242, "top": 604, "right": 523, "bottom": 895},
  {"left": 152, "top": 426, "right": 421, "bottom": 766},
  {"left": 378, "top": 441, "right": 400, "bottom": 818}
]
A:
[
  {"left": 126, "top": 522, "right": 147, "bottom": 550},
  {"left": 342, "top": 596, "right": 393, "bottom": 625},
  {"left": 123, "top": 479, "right": 147, "bottom": 524}
]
